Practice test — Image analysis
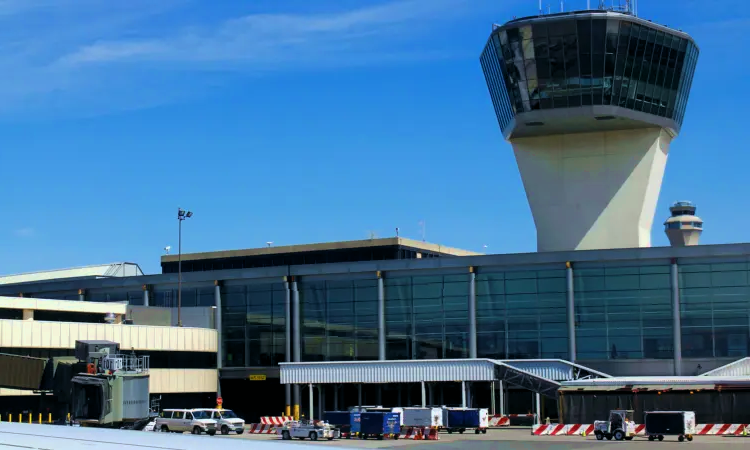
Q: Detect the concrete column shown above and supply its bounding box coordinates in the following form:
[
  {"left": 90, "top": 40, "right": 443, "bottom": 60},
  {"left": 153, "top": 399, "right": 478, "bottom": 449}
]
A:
[
  {"left": 428, "top": 383, "right": 434, "bottom": 406},
  {"left": 292, "top": 279, "right": 301, "bottom": 419},
  {"left": 142, "top": 285, "right": 150, "bottom": 307},
  {"left": 377, "top": 386, "right": 382, "bottom": 406},
  {"left": 284, "top": 279, "right": 292, "bottom": 416},
  {"left": 490, "top": 381, "right": 496, "bottom": 415},
  {"left": 461, "top": 381, "right": 466, "bottom": 408},
  {"left": 78, "top": 289, "right": 85, "bottom": 302},
  {"left": 214, "top": 281, "right": 223, "bottom": 398},
  {"left": 469, "top": 268, "right": 477, "bottom": 358},
  {"left": 671, "top": 259, "right": 682, "bottom": 376},
  {"left": 334, "top": 385, "right": 339, "bottom": 411},
  {"left": 22, "top": 310, "right": 33, "bottom": 321},
  {"left": 377, "top": 272, "right": 385, "bottom": 361},
  {"left": 358, "top": 385, "right": 363, "bottom": 408},
  {"left": 309, "top": 384, "right": 314, "bottom": 421},
  {"left": 566, "top": 262, "right": 576, "bottom": 362},
  {"left": 535, "top": 393, "right": 541, "bottom": 424},
  {"left": 499, "top": 381, "right": 505, "bottom": 416},
  {"left": 421, "top": 381, "right": 426, "bottom": 407}
]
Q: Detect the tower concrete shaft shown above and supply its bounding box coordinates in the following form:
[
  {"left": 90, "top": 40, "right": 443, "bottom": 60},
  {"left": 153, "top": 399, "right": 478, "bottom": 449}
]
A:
[{"left": 513, "top": 127, "right": 670, "bottom": 252}]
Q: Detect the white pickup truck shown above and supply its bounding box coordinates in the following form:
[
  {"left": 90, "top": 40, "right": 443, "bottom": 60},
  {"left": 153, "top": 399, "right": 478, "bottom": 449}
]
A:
[{"left": 278, "top": 420, "right": 340, "bottom": 441}]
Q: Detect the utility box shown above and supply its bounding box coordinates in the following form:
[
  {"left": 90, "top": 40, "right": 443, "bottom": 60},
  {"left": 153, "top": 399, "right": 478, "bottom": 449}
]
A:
[
  {"left": 644, "top": 411, "right": 696, "bottom": 441},
  {"left": 75, "top": 341, "right": 120, "bottom": 362}
]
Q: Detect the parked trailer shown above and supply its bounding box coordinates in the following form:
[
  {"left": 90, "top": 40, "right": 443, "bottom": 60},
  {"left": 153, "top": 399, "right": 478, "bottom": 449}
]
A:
[
  {"left": 442, "top": 408, "right": 489, "bottom": 434},
  {"left": 645, "top": 411, "right": 696, "bottom": 442},
  {"left": 359, "top": 412, "right": 401, "bottom": 440},
  {"left": 402, "top": 408, "right": 443, "bottom": 428}
]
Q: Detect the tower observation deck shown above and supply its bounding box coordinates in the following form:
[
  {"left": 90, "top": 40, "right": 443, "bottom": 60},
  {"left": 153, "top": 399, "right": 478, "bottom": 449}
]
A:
[{"left": 480, "top": 9, "right": 699, "bottom": 252}]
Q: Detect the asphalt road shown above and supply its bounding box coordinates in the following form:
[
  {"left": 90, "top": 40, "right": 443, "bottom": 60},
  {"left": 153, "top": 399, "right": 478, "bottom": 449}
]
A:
[{"left": 225, "top": 428, "right": 750, "bottom": 449}]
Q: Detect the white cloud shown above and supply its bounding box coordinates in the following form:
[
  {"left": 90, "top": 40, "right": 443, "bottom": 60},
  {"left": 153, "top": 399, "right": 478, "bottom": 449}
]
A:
[
  {"left": 13, "top": 227, "right": 35, "bottom": 237},
  {"left": 0, "top": 0, "right": 497, "bottom": 117}
]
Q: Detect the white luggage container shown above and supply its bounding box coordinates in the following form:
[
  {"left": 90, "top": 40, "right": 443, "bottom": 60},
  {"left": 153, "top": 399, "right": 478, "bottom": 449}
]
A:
[{"left": 401, "top": 408, "right": 443, "bottom": 428}]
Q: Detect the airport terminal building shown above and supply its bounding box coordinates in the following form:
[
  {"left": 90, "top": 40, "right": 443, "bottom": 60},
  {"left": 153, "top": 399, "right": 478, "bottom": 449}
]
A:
[{"left": 2, "top": 237, "right": 750, "bottom": 420}]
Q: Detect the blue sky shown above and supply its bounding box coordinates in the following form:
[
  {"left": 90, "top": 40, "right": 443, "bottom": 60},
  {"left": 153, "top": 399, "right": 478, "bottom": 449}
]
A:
[{"left": 0, "top": 0, "right": 747, "bottom": 275}]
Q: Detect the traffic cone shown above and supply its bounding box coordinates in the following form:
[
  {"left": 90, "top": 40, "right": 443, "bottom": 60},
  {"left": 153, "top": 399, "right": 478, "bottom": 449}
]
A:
[{"left": 582, "top": 430, "right": 587, "bottom": 437}]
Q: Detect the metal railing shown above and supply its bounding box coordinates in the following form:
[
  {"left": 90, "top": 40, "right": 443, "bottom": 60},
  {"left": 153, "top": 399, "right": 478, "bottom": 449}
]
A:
[{"left": 102, "top": 354, "right": 150, "bottom": 373}]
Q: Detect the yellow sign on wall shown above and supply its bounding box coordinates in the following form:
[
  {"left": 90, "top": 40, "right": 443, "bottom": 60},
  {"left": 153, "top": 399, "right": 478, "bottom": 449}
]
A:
[{"left": 248, "top": 375, "right": 267, "bottom": 381}]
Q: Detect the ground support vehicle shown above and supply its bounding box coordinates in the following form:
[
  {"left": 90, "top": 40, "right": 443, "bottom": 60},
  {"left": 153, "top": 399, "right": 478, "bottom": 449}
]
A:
[
  {"left": 594, "top": 410, "right": 637, "bottom": 441},
  {"left": 193, "top": 408, "right": 245, "bottom": 435},
  {"left": 153, "top": 409, "right": 217, "bottom": 435},
  {"left": 645, "top": 411, "right": 695, "bottom": 442},
  {"left": 442, "top": 408, "right": 489, "bottom": 434},
  {"left": 278, "top": 420, "right": 340, "bottom": 441},
  {"left": 359, "top": 412, "right": 401, "bottom": 440}
]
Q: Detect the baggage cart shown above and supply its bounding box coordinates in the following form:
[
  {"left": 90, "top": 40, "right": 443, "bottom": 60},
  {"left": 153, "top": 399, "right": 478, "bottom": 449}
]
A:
[
  {"left": 359, "top": 412, "right": 401, "bottom": 440},
  {"left": 645, "top": 411, "right": 696, "bottom": 442}
]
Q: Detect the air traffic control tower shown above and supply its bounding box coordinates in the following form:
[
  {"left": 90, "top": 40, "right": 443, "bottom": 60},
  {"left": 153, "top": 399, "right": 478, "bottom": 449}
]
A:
[{"left": 480, "top": 5, "right": 699, "bottom": 252}]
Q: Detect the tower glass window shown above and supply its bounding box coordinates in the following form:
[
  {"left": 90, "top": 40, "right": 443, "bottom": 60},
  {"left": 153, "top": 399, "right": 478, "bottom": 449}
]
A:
[{"left": 480, "top": 12, "right": 699, "bottom": 137}]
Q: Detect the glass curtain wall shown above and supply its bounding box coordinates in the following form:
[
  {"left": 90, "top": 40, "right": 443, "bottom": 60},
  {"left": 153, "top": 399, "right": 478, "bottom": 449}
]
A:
[
  {"left": 481, "top": 15, "right": 697, "bottom": 135},
  {"left": 384, "top": 275, "right": 470, "bottom": 360},
  {"left": 680, "top": 262, "right": 750, "bottom": 358},
  {"left": 300, "top": 279, "right": 379, "bottom": 362},
  {"left": 221, "top": 282, "right": 285, "bottom": 367},
  {"left": 476, "top": 269, "right": 567, "bottom": 359},
  {"left": 574, "top": 264, "right": 672, "bottom": 360}
]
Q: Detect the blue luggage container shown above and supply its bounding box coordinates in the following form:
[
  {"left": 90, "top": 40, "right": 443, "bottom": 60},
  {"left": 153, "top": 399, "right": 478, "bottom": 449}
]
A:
[
  {"left": 359, "top": 412, "right": 401, "bottom": 440},
  {"left": 323, "top": 411, "right": 351, "bottom": 436},
  {"left": 350, "top": 412, "right": 361, "bottom": 437}
]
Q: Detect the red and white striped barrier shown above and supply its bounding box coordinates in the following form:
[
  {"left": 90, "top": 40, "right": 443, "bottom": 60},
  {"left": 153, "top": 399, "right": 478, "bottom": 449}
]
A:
[
  {"left": 248, "top": 424, "right": 277, "bottom": 434},
  {"left": 400, "top": 427, "right": 440, "bottom": 440},
  {"left": 488, "top": 414, "right": 537, "bottom": 427},
  {"left": 696, "top": 424, "right": 750, "bottom": 435},
  {"left": 261, "top": 416, "right": 293, "bottom": 426},
  {"left": 532, "top": 423, "right": 750, "bottom": 436}
]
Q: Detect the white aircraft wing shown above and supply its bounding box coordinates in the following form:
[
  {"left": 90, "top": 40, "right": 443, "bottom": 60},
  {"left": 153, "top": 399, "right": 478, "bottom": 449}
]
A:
[{"left": 0, "top": 422, "right": 359, "bottom": 450}]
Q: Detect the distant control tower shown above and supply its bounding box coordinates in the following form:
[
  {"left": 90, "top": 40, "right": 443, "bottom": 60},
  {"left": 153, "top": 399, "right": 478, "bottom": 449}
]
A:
[
  {"left": 664, "top": 201, "right": 703, "bottom": 247},
  {"left": 480, "top": 5, "right": 699, "bottom": 252}
]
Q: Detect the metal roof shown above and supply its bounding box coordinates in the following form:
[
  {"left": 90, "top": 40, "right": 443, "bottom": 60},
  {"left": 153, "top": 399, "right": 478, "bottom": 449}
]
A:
[
  {"left": 0, "top": 263, "right": 144, "bottom": 286},
  {"left": 280, "top": 358, "right": 611, "bottom": 399},
  {"left": 161, "top": 237, "right": 482, "bottom": 263},
  {"left": 498, "top": 359, "right": 611, "bottom": 381},
  {"left": 701, "top": 357, "right": 750, "bottom": 377},
  {"left": 561, "top": 376, "right": 750, "bottom": 389},
  {"left": 280, "top": 359, "right": 498, "bottom": 384}
]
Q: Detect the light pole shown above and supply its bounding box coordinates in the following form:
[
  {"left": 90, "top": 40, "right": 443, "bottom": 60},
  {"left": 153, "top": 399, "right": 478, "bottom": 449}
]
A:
[{"left": 177, "top": 207, "right": 193, "bottom": 327}]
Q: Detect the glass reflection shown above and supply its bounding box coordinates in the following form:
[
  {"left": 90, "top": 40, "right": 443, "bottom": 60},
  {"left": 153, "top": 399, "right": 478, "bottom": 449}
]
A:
[{"left": 480, "top": 14, "right": 698, "bottom": 136}]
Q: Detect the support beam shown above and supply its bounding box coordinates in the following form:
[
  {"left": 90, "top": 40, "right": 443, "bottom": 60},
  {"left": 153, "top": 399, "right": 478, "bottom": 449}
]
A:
[
  {"left": 566, "top": 262, "right": 576, "bottom": 362},
  {"left": 499, "top": 381, "right": 505, "bottom": 416},
  {"left": 142, "top": 285, "right": 149, "bottom": 307},
  {"left": 468, "top": 268, "right": 477, "bottom": 358},
  {"left": 535, "top": 392, "right": 541, "bottom": 424},
  {"left": 428, "top": 383, "right": 434, "bottom": 406},
  {"left": 78, "top": 289, "right": 85, "bottom": 302},
  {"left": 377, "top": 386, "right": 382, "bottom": 406},
  {"left": 490, "top": 381, "right": 496, "bottom": 415},
  {"left": 292, "top": 279, "right": 301, "bottom": 419},
  {"left": 421, "top": 381, "right": 426, "bottom": 408},
  {"left": 671, "top": 259, "right": 682, "bottom": 376},
  {"left": 358, "top": 385, "right": 363, "bottom": 408},
  {"left": 461, "top": 381, "right": 466, "bottom": 408},
  {"left": 309, "top": 384, "right": 314, "bottom": 421},
  {"left": 378, "top": 272, "right": 385, "bottom": 361},
  {"left": 334, "top": 385, "right": 339, "bottom": 411},
  {"left": 284, "top": 279, "right": 292, "bottom": 416}
]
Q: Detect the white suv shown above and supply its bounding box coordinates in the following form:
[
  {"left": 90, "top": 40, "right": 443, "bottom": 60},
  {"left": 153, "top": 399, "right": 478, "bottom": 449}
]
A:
[
  {"left": 194, "top": 408, "right": 245, "bottom": 435},
  {"left": 154, "top": 409, "right": 217, "bottom": 435}
]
